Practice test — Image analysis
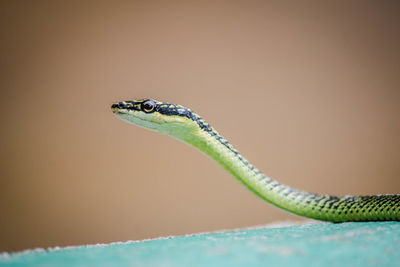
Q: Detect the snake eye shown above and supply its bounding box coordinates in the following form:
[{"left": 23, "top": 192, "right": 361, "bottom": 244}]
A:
[{"left": 141, "top": 100, "right": 156, "bottom": 113}]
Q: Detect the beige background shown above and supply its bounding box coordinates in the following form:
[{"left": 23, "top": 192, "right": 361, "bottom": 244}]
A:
[{"left": 1, "top": 1, "right": 399, "bottom": 252}]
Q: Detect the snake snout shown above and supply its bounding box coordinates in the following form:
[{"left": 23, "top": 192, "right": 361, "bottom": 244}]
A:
[
  {"left": 111, "top": 102, "right": 128, "bottom": 110},
  {"left": 111, "top": 103, "right": 127, "bottom": 114}
]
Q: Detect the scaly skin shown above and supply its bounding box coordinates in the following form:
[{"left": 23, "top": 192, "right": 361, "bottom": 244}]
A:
[{"left": 111, "top": 99, "right": 400, "bottom": 222}]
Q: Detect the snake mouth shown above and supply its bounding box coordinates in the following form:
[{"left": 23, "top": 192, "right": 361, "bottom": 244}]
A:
[
  {"left": 111, "top": 104, "right": 120, "bottom": 113},
  {"left": 111, "top": 104, "right": 125, "bottom": 114},
  {"left": 111, "top": 107, "right": 126, "bottom": 114}
]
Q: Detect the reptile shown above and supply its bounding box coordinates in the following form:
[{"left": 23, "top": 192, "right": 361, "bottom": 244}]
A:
[{"left": 111, "top": 99, "right": 400, "bottom": 222}]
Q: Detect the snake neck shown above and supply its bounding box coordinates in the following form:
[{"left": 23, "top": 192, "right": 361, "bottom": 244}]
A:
[
  {"left": 179, "top": 126, "right": 400, "bottom": 222},
  {"left": 183, "top": 127, "right": 312, "bottom": 215}
]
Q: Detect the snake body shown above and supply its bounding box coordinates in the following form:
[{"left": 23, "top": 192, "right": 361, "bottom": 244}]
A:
[{"left": 111, "top": 99, "right": 400, "bottom": 222}]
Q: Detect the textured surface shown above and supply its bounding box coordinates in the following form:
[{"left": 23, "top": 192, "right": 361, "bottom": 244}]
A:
[{"left": 2, "top": 222, "right": 399, "bottom": 267}]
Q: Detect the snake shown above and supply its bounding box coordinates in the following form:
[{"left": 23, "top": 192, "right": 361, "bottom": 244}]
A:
[{"left": 111, "top": 99, "right": 400, "bottom": 222}]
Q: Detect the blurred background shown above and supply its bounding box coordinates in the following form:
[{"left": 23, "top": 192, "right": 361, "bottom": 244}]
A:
[{"left": 1, "top": 1, "right": 399, "bottom": 252}]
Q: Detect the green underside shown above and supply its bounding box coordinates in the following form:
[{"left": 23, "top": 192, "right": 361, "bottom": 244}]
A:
[{"left": 2, "top": 222, "right": 400, "bottom": 267}]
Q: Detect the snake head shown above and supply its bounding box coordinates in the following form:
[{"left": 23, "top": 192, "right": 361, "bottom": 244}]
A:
[
  {"left": 111, "top": 99, "right": 203, "bottom": 138},
  {"left": 111, "top": 99, "right": 155, "bottom": 114}
]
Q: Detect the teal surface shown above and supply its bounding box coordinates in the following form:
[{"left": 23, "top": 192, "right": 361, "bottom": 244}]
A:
[{"left": 1, "top": 222, "right": 399, "bottom": 267}]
